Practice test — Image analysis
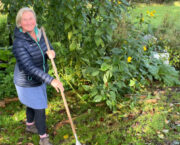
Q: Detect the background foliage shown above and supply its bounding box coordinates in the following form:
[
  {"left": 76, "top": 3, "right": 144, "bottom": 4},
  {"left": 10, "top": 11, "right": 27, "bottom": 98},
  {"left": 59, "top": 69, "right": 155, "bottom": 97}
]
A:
[{"left": 0, "top": 0, "right": 179, "bottom": 110}]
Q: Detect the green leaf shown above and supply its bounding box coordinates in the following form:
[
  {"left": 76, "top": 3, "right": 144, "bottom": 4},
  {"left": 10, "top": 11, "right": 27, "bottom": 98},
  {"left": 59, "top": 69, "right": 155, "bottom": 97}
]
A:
[
  {"left": 116, "top": 82, "right": 125, "bottom": 89},
  {"left": 106, "top": 100, "right": 112, "bottom": 109},
  {"left": 111, "top": 48, "right": 121, "bottom": 55},
  {"left": 95, "top": 37, "right": 104, "bottom": 47},
  {"left": 0, "top": 63, "right": 8, "bottom": 68},
  {"left": 103, "top": 74, "right": 108, "bottom": 83},
  {"left": 110, "top": 91, "right": 116, "bottom": 101},
  {"left": 90, "top": 89, "right": 98, "bottom": 97},
  {"left": 99, "top": 6, "right": 106, "bottom": 15},
  {"left": 68, "top": 31, "right": 73, "bottom": 40},
  {"left": 96, "top": 60, "right": 103, "bottom": 65},
  {"left": 159, "top": 64, "right": 180, "bottom": 86},
  {"left": 146, "top": 64, "right": 159, "bottom": 79},
  {"left": 103, "top": 70, "right": 112, "bottom": 83},
  {"left": 95, "top": 28, "right": 103, "bottom": 36},
  {"left": 129, "top": 79, "right": 136, "bottom": 87},
  {"left": 10, "top": 58, "right": 16, "bottom": 63},
  {"left": 106, "top": 25, "right": 113, "bottom": 37},
  {"left": 69, "top": 42, "right": 76, "bottom": 51},
  {"left": 92, "top": 71, "right": 99, "bottom": 76},
  {"left": 81, "top": 57, "right": 90, "bottom": 65},
  {"left": 82, "top": 85, "right": 91, "bottom": 91},
  {"left": 65, "top": 23, "right": 71, "bottom": 30},
  {"left": 100, "top": 63, "right": 111, "bottom": 71},
  {"left": 82, "top": 94, "right": 89, "bottom": 100},
  {"left": 93, "top": 95, "right": 102, "bottom": 102},
  {"left": 48, "top": 30, "right": 55, "bottom": 38}
]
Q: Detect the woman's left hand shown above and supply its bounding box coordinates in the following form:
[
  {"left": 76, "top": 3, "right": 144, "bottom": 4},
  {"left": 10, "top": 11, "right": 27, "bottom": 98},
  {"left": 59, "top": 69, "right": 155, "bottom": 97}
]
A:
[
  {"left": 51, "top": 79, "right": 64, "bottom": 93},
  {"left": 46, "top": 50, "right": 56, "bottom": 59}
]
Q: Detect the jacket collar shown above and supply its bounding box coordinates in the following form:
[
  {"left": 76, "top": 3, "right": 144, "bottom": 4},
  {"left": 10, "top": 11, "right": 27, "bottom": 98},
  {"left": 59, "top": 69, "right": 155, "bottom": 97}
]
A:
[{"left": 14, "top": 27, "right": 42, "bottom": 42}]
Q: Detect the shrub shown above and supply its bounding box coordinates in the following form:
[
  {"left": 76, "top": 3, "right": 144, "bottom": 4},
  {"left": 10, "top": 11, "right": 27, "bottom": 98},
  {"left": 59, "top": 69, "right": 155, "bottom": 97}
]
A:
[
  {"left": 80, "top": 15, "right": 180, "bottom": 110},
  {"left": 0, "top": 15, "right": 9, "bottom": 46},
  {"left": 0, "top": 48, "right": 16, "bottom": 100}
]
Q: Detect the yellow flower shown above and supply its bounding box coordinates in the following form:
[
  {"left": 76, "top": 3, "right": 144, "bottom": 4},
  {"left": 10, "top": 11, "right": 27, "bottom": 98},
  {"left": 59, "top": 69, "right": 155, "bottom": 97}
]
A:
[
  {"left": 146, "top": 10, "right": 150, "bottom": 15},
  {"left": 152, "top": 10, "right": 156, "bottom": 13},
  {"left": 63, "top": 134, "right": 69, "bottom": 139},
  {"left": 127, "top": 57, "right": 132, "bottom": 63},
  {"left": 118, "top": 1, "right": 122, "bottom": 4},
  {"left": 143, "top": 46, "right": 147, "bottom": 51},
  {"left": 150, "top": 12, "right": 154, "bottom": 17},
  {"left": 141, "top": 17, "right": 144, "bottom": 22},
  {"left": 124, "top": 40, "right": 127, "bottom": 44}
]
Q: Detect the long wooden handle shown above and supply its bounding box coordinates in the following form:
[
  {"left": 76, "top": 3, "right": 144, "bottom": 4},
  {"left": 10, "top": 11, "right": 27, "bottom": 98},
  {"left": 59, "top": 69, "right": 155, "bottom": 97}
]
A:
[{"left": 41, "top": 27, "right": 77, "bottom": 136}]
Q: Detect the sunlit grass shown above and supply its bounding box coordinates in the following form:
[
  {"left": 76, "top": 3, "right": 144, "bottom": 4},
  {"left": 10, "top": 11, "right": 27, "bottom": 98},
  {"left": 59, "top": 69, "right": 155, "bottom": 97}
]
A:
[
  {"left": 174, "top": 1, "right": 180, "bottom": 6},
  {"left": 135, "top": 1, "right": 180, "bottom": 7},
  {"left": 130, "top": 2, "right": 180, "bottom": 29}
]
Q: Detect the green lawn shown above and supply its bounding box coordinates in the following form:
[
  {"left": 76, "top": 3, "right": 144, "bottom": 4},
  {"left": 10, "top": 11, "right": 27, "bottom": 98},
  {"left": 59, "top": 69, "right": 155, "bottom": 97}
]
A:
[
  {"left": 130, "top": 1, "right": 180, "bottom": 29},
  {"left": 0, "top": 87, "right": 179, "bottom": 145}
]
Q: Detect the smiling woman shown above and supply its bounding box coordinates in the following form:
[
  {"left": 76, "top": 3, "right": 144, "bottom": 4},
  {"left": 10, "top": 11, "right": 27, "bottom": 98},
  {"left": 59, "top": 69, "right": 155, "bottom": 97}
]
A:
[
  {"left": 16, "top": 9, "right": 36, "bottom": 33},
  {"left": 12, "top": 7, "right": 64, "bottom": 145},
  {"left": 16, "top": 8, "right": 38, "bottom": 42}
]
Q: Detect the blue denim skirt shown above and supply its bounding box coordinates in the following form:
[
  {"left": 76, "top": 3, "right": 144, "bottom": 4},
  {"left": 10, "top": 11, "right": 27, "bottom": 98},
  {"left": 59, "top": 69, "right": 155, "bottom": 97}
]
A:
[{"left": 15, "top": 83, "right": 47, "bottom": 109}]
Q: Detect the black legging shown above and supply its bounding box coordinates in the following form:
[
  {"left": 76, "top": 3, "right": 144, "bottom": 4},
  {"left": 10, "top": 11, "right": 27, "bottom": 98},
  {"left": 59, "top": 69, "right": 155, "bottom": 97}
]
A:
[{"left": 26, "top": 107, "right": 46, "bottom": 135}]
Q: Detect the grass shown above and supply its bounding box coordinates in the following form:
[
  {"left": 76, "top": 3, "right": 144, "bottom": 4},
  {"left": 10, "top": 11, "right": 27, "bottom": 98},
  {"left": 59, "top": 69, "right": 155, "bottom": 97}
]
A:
[
  {"left": 0, "top": 87, "right": 179, "bottom": 145},
  {"left": 130, "top": 1, "right": 180, "bottom": 30}
]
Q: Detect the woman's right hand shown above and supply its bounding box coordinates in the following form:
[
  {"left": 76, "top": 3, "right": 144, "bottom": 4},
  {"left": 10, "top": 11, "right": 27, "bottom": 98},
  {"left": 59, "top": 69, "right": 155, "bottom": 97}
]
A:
[{"left": 51, "top": 79, "right": 64, "bottom": 93}]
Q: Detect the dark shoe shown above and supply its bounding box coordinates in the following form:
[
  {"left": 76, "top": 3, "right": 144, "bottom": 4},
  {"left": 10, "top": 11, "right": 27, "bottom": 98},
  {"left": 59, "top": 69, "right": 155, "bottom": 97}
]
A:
[
  {"left": 26, "top": 124, "right": 38, "bottom": 134},
  {"left": 39, "top": 135, "right": 53, "bottom": 145}
]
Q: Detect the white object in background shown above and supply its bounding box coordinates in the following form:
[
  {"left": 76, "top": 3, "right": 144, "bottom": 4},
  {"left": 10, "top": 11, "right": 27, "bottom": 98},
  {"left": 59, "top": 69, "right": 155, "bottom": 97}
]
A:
[
  {"left": 152, "top": 52, "right": 169, "bottom": 65},
  {"left": 143, "top": 34, "right": 157, "bottom": 42}
]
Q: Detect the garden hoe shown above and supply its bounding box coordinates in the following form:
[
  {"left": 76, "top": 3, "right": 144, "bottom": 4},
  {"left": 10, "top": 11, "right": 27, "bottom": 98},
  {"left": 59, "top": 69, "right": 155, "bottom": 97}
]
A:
[{"left": 41, "top": 27, "right": 81, "bottom": 145}]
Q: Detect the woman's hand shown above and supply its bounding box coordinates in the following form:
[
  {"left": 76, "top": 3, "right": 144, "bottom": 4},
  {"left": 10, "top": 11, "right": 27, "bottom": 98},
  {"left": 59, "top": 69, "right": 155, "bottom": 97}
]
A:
[
  {"left": 46, "top": 50, "right": 55, "bottom": 59},
  {"left": 51, "top": 79, "right": 64, "bottom": 93}
]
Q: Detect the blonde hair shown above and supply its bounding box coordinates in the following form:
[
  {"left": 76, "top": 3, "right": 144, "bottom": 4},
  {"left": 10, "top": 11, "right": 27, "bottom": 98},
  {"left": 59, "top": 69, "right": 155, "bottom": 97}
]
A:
[{"left": 16, "top": 7, "right": 37, "bottom": 28}]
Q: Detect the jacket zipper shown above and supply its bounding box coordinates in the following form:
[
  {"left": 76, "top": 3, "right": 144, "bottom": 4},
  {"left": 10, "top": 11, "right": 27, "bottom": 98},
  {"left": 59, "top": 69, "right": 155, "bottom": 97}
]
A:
[{"left": 28, "top": 34, "right": 46, "bottom": 73}]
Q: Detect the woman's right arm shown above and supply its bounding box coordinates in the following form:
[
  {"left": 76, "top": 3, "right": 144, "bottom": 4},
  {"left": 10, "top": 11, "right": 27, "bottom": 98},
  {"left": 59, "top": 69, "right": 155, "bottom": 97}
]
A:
[
  {"left": 13, "top": 41, "right": 64, "bottom": 92},
  {"left": 50, "top": 79, "right": 64, "bottom": 93}
]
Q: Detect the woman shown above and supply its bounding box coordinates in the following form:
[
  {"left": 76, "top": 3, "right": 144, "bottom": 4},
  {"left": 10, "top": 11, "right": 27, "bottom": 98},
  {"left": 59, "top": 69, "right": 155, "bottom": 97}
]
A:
[{"left": 13, "top": 7, "right": 64, "bottom": 145}]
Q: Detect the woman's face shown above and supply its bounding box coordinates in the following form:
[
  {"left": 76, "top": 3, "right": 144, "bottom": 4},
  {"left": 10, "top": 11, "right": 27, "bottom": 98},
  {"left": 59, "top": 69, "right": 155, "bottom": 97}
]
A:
[{"left": 20, "top": 11, "right": 36, "bottom": 33}]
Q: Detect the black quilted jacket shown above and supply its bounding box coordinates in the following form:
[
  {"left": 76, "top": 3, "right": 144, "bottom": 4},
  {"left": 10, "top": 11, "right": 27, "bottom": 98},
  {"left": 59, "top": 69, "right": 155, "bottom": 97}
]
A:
[{"left": 13, "top": 27, "right": 54, "bottom": 87}]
